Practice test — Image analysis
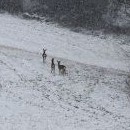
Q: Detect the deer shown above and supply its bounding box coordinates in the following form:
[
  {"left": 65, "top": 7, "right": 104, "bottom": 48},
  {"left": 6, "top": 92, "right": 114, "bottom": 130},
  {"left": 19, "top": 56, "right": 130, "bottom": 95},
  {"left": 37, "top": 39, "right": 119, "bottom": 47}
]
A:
[
  {"left": 42, "top": 48, "right": 47, "bottom": 63},
  {"left": 51, "top": 58, "right": 55, "bottom": 74},
  {"left": 57, "top": 60, "right": 66, "bottom": 76}
]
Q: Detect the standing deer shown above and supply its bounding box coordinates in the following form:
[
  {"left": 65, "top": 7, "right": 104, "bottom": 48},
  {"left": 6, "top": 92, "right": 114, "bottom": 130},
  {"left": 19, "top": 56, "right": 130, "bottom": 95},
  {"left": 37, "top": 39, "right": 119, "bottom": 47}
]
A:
[
  {"left": 42, "top": 48, "right": 47, "bottom": 63},
  {"left": 57, "top": 60, "right": 66, "bottom": 76},
  {"left": 51, "top": 58, "right": 55, "bottom": 74}
]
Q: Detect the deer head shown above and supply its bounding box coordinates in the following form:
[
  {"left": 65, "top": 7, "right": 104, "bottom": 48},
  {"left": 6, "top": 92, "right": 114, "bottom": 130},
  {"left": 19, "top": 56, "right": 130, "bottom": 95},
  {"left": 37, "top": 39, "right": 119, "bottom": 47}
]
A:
[{"left": 43, "top": 48, "right": 47, "bottom": 53}]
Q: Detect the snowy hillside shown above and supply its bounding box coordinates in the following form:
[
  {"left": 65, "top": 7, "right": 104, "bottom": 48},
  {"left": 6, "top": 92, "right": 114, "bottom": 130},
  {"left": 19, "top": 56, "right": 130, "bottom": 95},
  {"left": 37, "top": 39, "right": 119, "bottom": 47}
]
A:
[
  {"left": 0, "top": 13, "right": 129, "bottom": 72},
  {"left": 0, "top": 13, "right": 130, "bottom": 130}
]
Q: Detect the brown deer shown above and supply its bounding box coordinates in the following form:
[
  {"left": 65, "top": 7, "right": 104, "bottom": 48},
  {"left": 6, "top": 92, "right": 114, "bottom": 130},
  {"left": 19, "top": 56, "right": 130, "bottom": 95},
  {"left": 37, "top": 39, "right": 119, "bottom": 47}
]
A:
[
  {"left": 51, "top": 58, "right": 55, "bottom": 74},
  {"left": 42, "top": 48, "right": 47, "bottom": 63},
  {"left": 57, "top": 60, "right": 66, "bottom": 76}
]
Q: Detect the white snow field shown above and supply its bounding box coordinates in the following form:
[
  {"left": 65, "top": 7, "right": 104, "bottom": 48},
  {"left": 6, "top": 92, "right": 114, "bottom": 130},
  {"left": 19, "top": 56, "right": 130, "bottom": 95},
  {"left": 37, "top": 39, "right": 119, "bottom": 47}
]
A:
[{"left": 0, "top": 13, "right": 130, "bottom": 130}]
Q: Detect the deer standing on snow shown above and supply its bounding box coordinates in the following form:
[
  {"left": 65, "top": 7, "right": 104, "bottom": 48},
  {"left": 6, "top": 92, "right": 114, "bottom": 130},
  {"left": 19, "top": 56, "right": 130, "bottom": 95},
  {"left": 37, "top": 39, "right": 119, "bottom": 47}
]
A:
[
  {"left": 51, "top": 58, "right": 55, "bottom": 74},
  {"left": 57, "top": 60, "right": 66, "bottom": 76},
  {"left": 42, "top": 48, "right": 47, "bottom": 63}
]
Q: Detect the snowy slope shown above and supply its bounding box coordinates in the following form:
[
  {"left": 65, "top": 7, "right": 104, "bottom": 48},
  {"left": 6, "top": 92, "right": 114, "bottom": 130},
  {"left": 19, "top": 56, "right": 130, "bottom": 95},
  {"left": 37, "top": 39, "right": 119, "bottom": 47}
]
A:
[
  {"left": 0, "top": 45, "right": 129, "bottom": 130},
  {"left": 0, "top": 13, "right": 130, "bottom": 130},
  {"left": 0, "top": 13, "right": 129, "bottom": 72}
]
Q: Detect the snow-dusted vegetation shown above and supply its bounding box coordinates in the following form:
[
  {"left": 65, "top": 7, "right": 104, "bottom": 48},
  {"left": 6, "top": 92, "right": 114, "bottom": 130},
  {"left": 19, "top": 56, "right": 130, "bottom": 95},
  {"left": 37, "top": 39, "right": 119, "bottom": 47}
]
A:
[{"left": 0, "top": 13, "right": 129, "bottom": 130}]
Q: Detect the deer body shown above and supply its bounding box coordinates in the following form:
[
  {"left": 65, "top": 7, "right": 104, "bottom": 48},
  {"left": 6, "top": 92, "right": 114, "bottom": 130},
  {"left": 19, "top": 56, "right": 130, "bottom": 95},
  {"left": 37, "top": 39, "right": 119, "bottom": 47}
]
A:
[
  {"left": 42, "top": 49, "right": 47, "bottom": 63},
  {"left": 57, "top": 61, "right": 66, "bottom": 75},
  {"left": 51, "top": 58, "right": 55, "bottom": 74}
]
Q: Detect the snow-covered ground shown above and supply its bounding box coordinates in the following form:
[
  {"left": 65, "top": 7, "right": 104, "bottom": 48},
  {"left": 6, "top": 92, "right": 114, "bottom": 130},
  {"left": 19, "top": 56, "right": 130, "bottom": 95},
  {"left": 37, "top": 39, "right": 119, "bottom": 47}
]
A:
[
  {"left": 0, "top": 13, "right": 130, "bottom": 72},
  {"left": 0, "top": 13, "right": 130, "bottom": 130}
]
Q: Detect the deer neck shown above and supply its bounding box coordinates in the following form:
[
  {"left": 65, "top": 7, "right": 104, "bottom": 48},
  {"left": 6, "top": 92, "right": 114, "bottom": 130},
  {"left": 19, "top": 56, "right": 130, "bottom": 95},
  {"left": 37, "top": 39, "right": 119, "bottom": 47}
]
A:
[{"left": 52, "top": 61, "right": 54, "bottom": 65}]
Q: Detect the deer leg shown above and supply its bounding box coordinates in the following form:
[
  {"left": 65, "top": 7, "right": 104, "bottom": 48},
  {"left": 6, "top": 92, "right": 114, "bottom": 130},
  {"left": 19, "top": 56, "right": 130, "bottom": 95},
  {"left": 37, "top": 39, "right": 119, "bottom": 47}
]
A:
[
  {"left": 53, "top": 68, "right": 55, "bottom": 76},
  {"left": 53, "top": 67, "right": 55, "bottom": 74},
  {"left": 59, "top": 69, "right": 61, "bottom": 75}
]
